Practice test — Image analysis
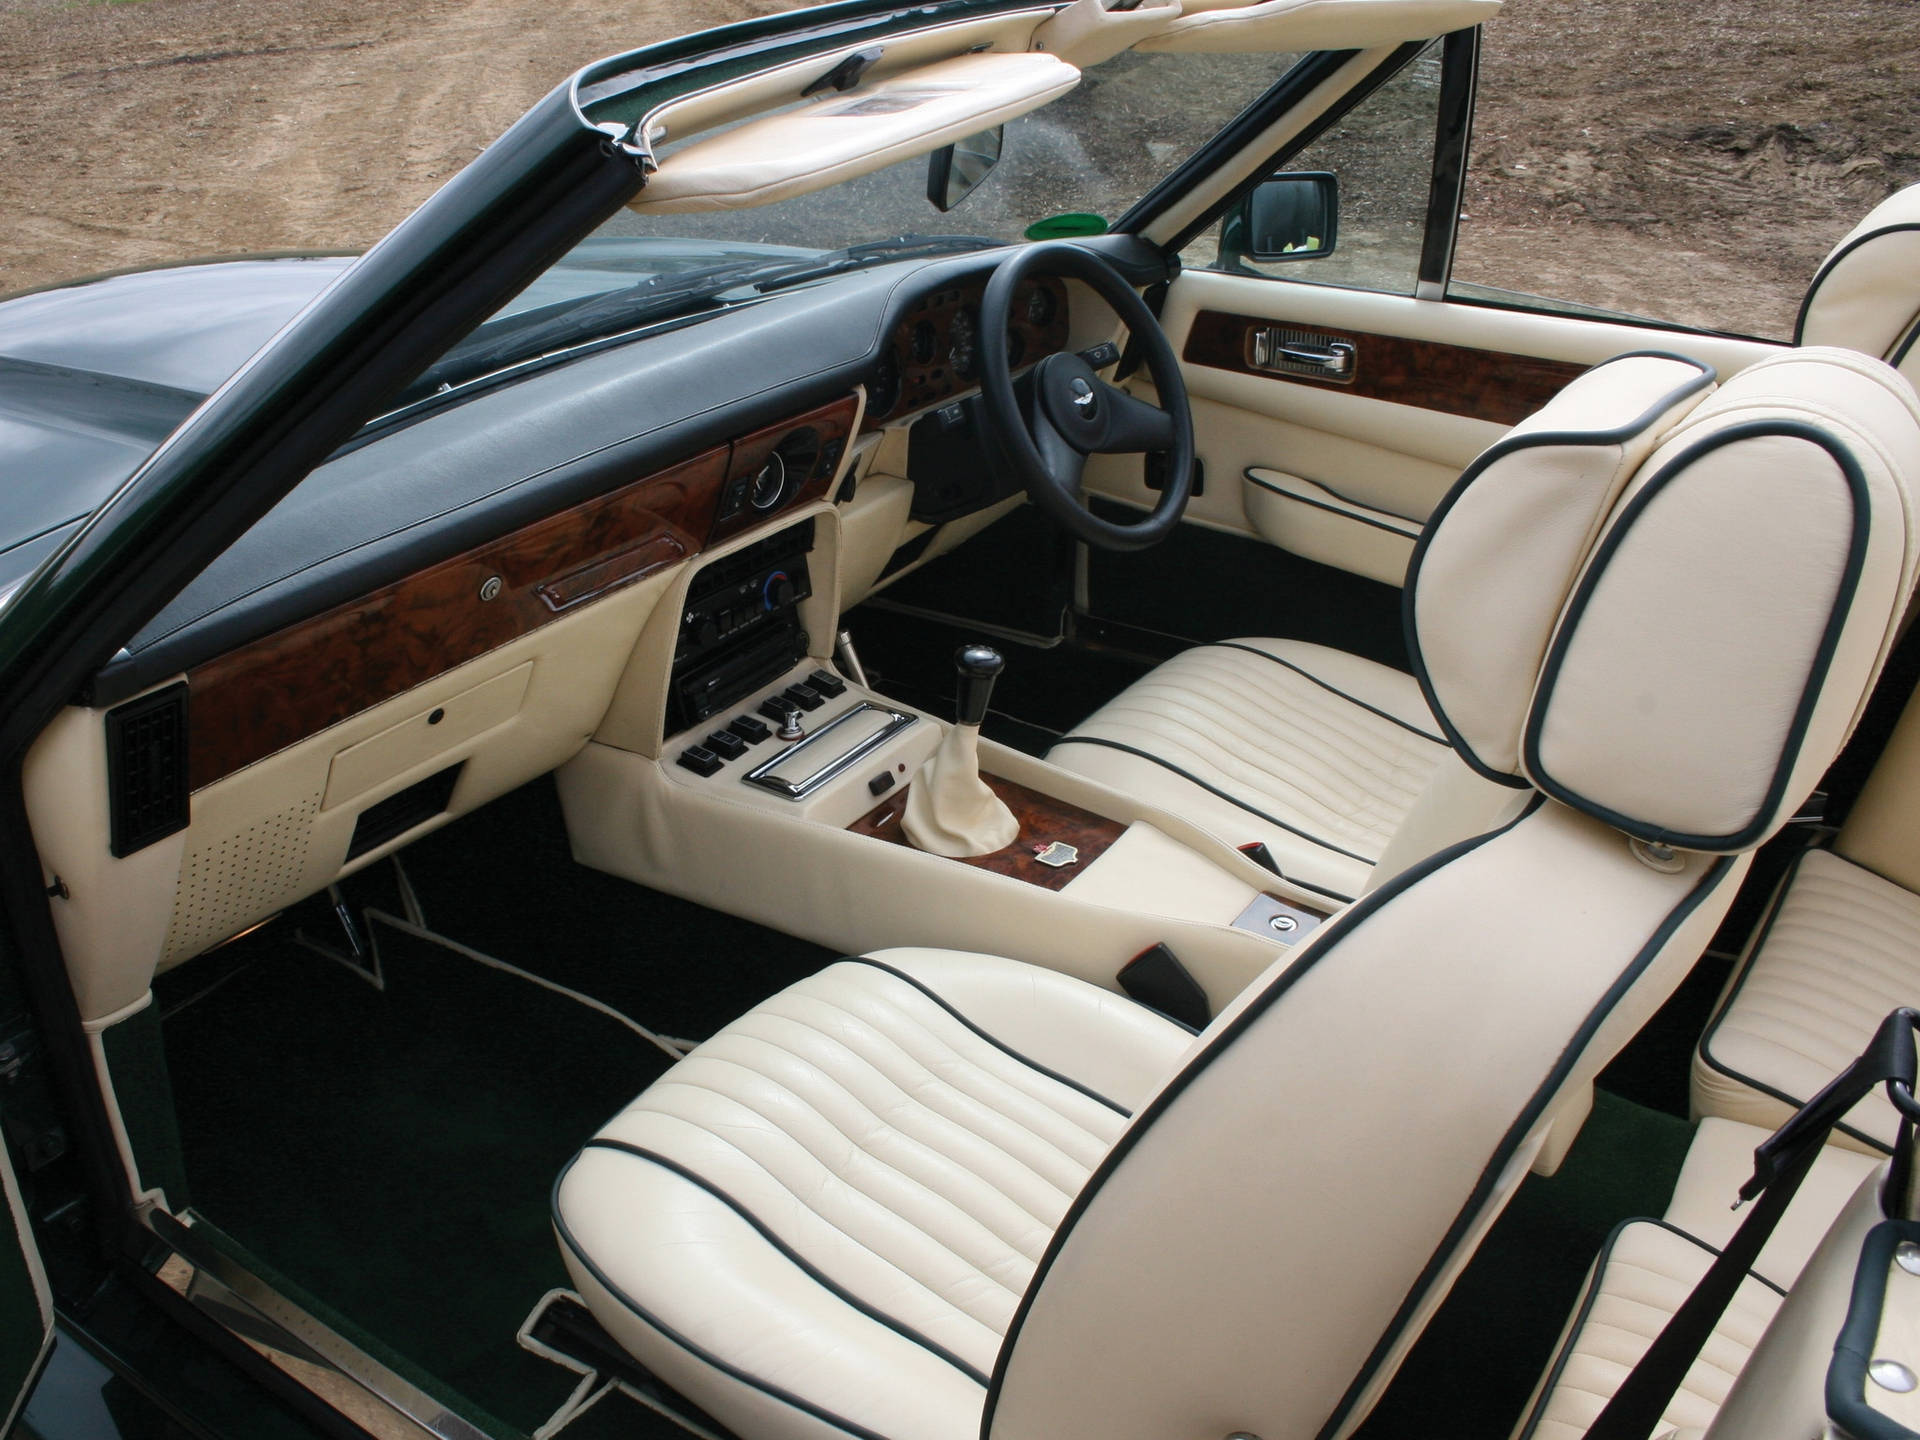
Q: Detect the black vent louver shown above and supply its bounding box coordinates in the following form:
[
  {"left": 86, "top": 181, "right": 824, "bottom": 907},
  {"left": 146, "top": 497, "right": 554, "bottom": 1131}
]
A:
[{"left": 106, "top": 682, "right": 190, "bottom": 858}]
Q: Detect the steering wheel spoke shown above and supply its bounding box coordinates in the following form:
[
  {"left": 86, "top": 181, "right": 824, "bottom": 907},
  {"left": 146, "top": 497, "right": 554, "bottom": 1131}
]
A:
[
  {"left": 1032, "top": 408, "right": 1088, "bottom": 492},
  {"left": 1090, "top": 381, "right": 1177, "bottom": 455},
  {"left": 977, "top": 242, "right": 1195, "bottom": 553}
]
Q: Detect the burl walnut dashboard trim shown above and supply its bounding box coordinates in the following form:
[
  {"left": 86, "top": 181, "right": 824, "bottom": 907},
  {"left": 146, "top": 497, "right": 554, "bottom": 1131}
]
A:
[
  {"left": 864, "top": 275, "right": 1070, "bottom": 429},
  {"left": 847, "top": 773, "right": 1125, "bottom": 893},
  {"left": 1181, "top": 309, "right": 1589, "bottom": 427},
  {"left": 186, "top": 394, "right": 858, "bottom": 791}
]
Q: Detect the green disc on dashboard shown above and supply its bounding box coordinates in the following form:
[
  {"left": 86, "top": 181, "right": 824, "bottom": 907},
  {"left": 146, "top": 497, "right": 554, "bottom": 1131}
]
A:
[{"left": 1024, "top": 213, "right": 1109, "bottom": 240}]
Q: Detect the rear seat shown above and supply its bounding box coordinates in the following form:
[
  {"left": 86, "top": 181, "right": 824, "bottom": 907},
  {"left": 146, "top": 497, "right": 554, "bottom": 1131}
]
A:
[
  {"left": 1692, "top": 679, "right": 1920, "bottom": 1153},
  {"left": 1514, "top": 1118, "right": 1882, "bottom": 1440}
]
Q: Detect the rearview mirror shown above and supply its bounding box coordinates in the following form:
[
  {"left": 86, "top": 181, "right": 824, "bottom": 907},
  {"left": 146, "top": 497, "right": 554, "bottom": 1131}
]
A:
[
  {"left": 927, "top": 127, "right": 1005, "bottom": 213},
  {"left": 1218, "top": 172, "right": 1339, "bottom": 270}
]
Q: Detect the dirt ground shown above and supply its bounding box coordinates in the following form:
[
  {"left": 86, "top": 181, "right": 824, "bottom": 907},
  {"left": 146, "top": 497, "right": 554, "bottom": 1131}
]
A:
[{"left": 1, "top": 0, "right": 1916, "bottom": 338}]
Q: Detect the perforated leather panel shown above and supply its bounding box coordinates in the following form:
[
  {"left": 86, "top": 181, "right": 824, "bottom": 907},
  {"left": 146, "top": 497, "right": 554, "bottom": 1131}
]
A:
[{"left": 162, "top": 789, "right": 319, "bottom": 964}]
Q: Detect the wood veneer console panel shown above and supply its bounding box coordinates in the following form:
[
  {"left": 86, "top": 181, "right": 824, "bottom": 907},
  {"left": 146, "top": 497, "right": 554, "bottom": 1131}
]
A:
[
  {"left": 186, "top": 447, "right": 728, "bottom": 790},
  {"left": 847, "top": 773, "right": 1124, "bottom": 892},
  {"left": 1182, "top": 309, "right": 1588, "bottom": 427},
  {"left": 712, "top": 395, "right": 860, "bottom": 545}
]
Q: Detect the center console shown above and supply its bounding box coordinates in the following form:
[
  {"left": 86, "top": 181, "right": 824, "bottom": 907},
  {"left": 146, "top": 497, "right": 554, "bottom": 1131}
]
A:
[
  {"left": 664, "top": 520, "right": 817, "bottom": 738},
  {"left": 562, "top": 493, "right": 1332, "bottom": 1020}
]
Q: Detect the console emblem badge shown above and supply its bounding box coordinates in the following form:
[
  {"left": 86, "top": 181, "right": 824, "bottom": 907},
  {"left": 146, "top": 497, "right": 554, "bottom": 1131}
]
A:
[{"left": 1032, "top": 841, "right": 1080, "bottom": 869}]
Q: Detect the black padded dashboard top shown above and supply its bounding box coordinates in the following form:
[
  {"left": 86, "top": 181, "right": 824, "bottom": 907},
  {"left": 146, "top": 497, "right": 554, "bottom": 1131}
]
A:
[{"left": 88, "top": 253, "right": 981, "bottom": 706}]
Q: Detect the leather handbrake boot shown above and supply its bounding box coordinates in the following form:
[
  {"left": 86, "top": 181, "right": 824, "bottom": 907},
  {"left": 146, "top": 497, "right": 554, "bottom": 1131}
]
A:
[{"left": 903, "top": 642, "right": 1020, "bottom": 857}]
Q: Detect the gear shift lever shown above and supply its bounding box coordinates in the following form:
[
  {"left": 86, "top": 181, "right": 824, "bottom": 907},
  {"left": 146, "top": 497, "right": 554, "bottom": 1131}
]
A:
[
  {"left": 902, "top": 643, "right": 1020, "bottom": 857},
  {"left": 955, "top": 642, "right": 1004, "bottom": 727}
]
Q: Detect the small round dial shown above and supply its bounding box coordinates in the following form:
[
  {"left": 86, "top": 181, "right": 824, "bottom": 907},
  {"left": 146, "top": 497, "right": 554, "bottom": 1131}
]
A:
[
  {"left": 1024, "top": 284, "right": 1056, "bottom": 328},
  {"left": 948, "top": 306, "right": 978, "bottom": 382},
  {"left": 748, "top": 451, "right": 787, "bottom": 512}
]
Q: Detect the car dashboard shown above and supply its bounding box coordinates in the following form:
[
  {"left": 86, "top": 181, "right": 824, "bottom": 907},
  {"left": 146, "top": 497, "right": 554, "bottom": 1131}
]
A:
[{"left": 27, "top": 249, "right": 1114, "bottom": 1030}]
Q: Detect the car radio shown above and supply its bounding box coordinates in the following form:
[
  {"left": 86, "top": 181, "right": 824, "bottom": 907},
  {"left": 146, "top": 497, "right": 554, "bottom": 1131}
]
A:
[{"left": 665, "top": 520, "right": 814, "bottom": 735}]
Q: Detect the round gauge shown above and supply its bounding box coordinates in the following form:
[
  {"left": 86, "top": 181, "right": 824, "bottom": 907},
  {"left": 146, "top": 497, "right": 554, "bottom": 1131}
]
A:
[
  {"left": 1024, "top": 284, "right": 1056, "bottom": 328},
  {"left": 748, "top": 451, "right": 787, "bottom": 512},
  {"left": 910, "top": 319, "right": 938, "bottom": 365},
  {"left": 948, "top": 306, "right": 978, "bottom": 382},
  {"left": 869, "top": 348, "right": 901, "bottom": 415}
]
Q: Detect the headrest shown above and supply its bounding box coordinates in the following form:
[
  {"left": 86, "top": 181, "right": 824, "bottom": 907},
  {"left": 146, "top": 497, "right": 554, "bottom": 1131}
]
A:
[
  {"left": 1407, "top": 352, "right": 1718, "bottom": 785},
  {"left": 1522, "top": 349, "right": 1920, "bottom": 851},
  {"left": 1798, "top": 184, "right": 1920, "bottom": 386}
]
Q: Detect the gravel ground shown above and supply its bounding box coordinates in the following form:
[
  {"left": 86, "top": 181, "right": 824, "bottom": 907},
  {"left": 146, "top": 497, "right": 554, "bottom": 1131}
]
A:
[{"left": 1, "top": 0, "right": 1916, "bottom": 337}]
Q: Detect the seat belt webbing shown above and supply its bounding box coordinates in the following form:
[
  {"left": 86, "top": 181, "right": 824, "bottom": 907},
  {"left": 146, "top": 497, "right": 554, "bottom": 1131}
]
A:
[{"left": 1583, "top": 1007, "right": 1920, "bottom": 1440}]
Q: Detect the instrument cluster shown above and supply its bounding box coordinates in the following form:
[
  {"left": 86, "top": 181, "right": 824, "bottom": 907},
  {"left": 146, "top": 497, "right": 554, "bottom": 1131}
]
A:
[{"left": 864, "top": 275, "right": 1069, "bottom": 427}]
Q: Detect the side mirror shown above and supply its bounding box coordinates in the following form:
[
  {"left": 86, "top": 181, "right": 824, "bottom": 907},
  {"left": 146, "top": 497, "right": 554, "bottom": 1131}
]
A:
[
  {"left": 926, "top": 127, "right": 1004, "bottom": 213},
  {"left": 1218, "top": 172, "right": 1339, "bottom": 270}
]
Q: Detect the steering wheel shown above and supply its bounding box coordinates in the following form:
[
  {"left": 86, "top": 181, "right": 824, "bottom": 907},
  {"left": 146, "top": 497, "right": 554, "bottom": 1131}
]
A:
[{"left": 978, "top": 241, "right": 1196, "bottom": 553}]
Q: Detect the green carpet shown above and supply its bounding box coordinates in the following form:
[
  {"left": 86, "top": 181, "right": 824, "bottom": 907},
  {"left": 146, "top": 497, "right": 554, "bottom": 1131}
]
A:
[
  {"left": 160, "top": 918, "right": 682, "bottom": 1437},
  {"left": 396, "top": 777, "right": 838, "bottom": 1042},
  {"left": 1354, "top": 1088, "right": 1695, "bottom": 1440}
]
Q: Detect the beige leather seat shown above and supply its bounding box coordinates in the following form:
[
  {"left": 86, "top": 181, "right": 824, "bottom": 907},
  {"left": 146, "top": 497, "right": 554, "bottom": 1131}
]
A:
[
  {"left": 1516, "top": 1118, "right": 1883, "bottom": 1440},
  {"left": 1050, "top": 355, "right": 1722, "bottom": 902},
  {"left": 1798, "top": 182, "right": 1920, "bottom": 385},
  {"left": 1053, "top": 183, "right": 1920, "bottom": 905},
  {"left": 554, "top": 350, "right": 1919, "bottom": 1440},
  {"left": 1693, "top": 680, "right": 1920, "bottom": 1154}
]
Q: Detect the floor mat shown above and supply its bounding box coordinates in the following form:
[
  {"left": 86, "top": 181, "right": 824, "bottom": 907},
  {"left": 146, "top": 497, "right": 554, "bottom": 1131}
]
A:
[
  {"left": 1353, "top": 1087, "right": 1694, "bottom": 1440},
  {"left": 396, "top": 777, "right": 839, "bottom": 1043},
  {"left": 161, "top": 917, "right": 684, "bottom": 1438}
]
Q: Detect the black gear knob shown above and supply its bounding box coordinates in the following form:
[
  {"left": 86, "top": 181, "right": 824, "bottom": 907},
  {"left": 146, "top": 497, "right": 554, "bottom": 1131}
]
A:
[{"left": 954, "top": 642, "right": 1004, "bottom": 727}]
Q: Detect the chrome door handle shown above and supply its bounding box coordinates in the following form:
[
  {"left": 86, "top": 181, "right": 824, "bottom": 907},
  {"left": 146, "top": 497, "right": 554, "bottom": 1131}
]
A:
[{"left": 1250, "top": 329, "right": 1356, "bottom": 381}]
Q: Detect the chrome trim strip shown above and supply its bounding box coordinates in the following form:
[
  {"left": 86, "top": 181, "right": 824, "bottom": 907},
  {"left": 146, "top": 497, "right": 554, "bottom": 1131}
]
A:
[
  {"left": 144, "top": 1209, "right": 489, "bottom": 1440},
  {"left": 742, "top": 701, "right": 916, "bottom": 799}
]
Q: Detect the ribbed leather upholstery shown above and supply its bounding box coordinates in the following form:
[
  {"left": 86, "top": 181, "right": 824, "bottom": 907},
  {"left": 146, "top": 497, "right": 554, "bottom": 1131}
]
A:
[
  {"left": 1527, "top": 1221, "right": 1778, "bottom": 1440},
  {"left": 1694, "top": 847, "right": 1920, "bottom": 1152},
  {"left": 554, "top": 950, "right": 1189, "bottom": 1440},
  {"left": 1048, "top": 638, "right": 1449, "bottom": 901},
  {"left": 1519, "top": 1118, "right": 1882, "bottom": 1440}
]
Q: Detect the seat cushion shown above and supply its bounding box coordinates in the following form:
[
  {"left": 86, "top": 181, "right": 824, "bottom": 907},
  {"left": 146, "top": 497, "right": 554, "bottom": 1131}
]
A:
[
  {"left": 1047, "top": 638, "right": 1450, "bottom": 903},
  {"left": 1519, "top": 1220, "right": 1782, "bottom": 1440},
  {"left": 1517, "top": 1118, "right": 1881, "bottom": 1440},
  {"left": 553, "top": 948, "right": 1191, "bottom": 1440},
  {"left": 1694, "top": 847, "right": 1920, "bottom": 1152}
]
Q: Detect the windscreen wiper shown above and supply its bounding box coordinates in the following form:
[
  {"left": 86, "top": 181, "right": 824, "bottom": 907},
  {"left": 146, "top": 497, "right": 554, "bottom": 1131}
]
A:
[
  {"left": 400, "top": 257, "right": 782, "bottom": 402},
  {"left": 750, "top": 235, "right": 1003, "bottom": 293}
]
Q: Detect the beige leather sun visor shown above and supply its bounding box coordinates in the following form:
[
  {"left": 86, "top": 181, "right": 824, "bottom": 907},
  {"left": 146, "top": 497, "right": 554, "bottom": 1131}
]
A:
[
  {"left": 631, "top": 51, "right": 1081, "bottom": 214},
  {"left": 1134, "top": 0, "right": 1502, "bottom": 53}
]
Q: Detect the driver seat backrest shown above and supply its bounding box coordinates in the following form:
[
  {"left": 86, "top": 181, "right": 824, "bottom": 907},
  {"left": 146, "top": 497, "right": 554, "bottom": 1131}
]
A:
[
  {"left": 986, "top": 348, "right": 1920, "bottom": 1440},
  {"left": 1798, "top": 182, "right": 1920, "bottom": 386}
]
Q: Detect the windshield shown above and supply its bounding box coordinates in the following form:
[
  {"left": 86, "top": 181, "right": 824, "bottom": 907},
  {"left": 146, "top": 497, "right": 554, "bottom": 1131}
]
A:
[{"left": 396, "top": 47, "right": 1298, "bottom": 411}]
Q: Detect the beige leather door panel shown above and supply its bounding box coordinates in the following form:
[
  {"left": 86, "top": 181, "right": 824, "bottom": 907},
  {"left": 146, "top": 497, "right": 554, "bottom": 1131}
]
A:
[{"left": 1085, "top": 267, "right": 1782, "bottom": 586}]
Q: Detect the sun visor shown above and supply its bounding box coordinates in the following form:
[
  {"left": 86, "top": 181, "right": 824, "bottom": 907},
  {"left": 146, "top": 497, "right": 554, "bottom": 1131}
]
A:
[
  {"left": 1134, "top": 0, "right": 1502, "bottom": 53},
  {"left": 630, "top": 51, "right": 1081, "bottom": 214}
]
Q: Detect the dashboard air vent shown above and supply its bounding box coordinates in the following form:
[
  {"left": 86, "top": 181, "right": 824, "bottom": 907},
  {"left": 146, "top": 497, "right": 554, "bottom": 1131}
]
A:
[{"left": 106, "top": 683, "right": 191, "bottom": 858}]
